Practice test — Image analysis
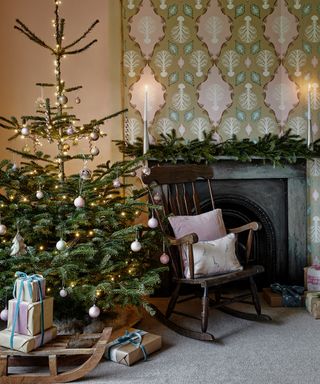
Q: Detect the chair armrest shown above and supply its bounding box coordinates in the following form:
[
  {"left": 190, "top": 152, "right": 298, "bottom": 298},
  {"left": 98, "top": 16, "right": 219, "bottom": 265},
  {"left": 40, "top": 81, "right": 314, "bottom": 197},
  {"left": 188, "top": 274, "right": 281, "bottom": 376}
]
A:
[
  {"left": 227, "top": 221, "right": 261, "bottom": 264},
  {"left": 167, "top": 233, "right": 199, "bottom": 246},
  {"left": 227, "top": 221, "right": 261, "bottom": 234}
]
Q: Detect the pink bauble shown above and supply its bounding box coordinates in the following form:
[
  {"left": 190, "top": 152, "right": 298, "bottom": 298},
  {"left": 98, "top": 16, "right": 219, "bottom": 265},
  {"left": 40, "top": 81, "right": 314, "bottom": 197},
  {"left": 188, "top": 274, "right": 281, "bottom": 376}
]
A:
[
  {"left": 74, "top": 196, "right": 85, "bottom": 208},
  {"left": 89, "top": 304, "right": 100, "bottom": 318},
  {"left": 148, "top": 217, "right": 158, "bottom": 229},
  {"left": 160, "top": 253, "right": 170, "bottom": 264},
  {"left": 0, "top": 307, "right": 8, "bottom": 321}
]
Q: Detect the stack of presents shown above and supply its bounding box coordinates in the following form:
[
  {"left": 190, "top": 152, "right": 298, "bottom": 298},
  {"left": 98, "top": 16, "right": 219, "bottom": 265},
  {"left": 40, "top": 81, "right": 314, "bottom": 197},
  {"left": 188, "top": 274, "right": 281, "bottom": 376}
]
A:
[
  {"left": 263, "top": 265, "right": 320, "bottom": 319},
  {"left": 0, "top": 272, "right": 56, "bottom": 352},
  {"left": 0, "top": 272, "right": 162, "bottom": 366}
]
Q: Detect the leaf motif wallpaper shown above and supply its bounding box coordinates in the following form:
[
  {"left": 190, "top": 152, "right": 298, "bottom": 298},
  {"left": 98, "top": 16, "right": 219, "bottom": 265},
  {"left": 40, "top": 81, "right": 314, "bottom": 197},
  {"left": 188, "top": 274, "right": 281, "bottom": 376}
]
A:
[{"left": 122, "top": 0, "right": 320, "bottom": 264}]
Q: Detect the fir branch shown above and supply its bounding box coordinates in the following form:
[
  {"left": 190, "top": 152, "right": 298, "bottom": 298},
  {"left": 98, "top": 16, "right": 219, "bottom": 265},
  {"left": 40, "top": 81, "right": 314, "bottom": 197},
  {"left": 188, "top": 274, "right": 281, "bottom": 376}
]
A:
[
  {"left": 64, "top": 20, "right": 99, "bottom": 50},
  {"left": 15, "top": 19, "right": 53, "bottom": 52},
  {"left": 36, "top": 83, "right": 55, "bottom": 87},
  {"left": 65, "top": 86, "right": 83, "bottom": 93},
  {"left": 6, "top": 148, "right": 55, "bottom": 163},
  {"left": 64, "top": 39, "right": 98, "bottom": 55}
]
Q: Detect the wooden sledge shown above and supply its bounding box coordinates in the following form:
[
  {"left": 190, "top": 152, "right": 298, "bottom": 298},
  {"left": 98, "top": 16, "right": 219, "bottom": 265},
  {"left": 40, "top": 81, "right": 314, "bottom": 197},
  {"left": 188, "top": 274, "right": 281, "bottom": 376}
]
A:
[{"left": 0, "top": 327, "right": 112, "bottom": 383}]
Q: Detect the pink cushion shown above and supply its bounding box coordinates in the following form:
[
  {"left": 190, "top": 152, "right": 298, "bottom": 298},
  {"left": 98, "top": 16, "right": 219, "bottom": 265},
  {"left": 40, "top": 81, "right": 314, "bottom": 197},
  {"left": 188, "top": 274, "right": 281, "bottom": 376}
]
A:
[{"left": 168, "top": 209, "right": 227, "bottom": 241}]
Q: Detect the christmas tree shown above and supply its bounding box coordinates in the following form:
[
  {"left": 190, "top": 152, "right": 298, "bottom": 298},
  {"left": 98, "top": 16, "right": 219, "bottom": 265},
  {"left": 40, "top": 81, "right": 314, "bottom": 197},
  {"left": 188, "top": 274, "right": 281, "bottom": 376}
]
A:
[{"left": 0, "top": 0, "right": 163, "bottom": 320}]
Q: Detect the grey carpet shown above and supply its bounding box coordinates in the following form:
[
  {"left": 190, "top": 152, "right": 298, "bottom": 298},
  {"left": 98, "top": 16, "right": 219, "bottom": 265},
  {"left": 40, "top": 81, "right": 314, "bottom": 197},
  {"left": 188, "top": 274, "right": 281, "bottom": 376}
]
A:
[{"left": 73, "top": 296, "right": 320, "bottom": 384}]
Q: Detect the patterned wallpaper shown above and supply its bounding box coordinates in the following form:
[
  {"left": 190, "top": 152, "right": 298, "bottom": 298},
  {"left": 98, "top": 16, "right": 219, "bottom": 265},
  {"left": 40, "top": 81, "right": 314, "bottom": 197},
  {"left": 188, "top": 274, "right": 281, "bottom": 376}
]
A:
[{"left": 122, "top": 0, "right": 320, "bottom": 264}]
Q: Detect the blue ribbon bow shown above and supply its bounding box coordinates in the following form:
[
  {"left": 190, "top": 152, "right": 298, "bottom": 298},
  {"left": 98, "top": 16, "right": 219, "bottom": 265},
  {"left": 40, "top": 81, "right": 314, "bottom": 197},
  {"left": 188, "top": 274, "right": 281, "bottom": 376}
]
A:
[
  {"left": 108, "top": 330, "right": 148, "bottom": 362},
  {"left": 10, "top": 272, "right": 45, "bottom": 349}
]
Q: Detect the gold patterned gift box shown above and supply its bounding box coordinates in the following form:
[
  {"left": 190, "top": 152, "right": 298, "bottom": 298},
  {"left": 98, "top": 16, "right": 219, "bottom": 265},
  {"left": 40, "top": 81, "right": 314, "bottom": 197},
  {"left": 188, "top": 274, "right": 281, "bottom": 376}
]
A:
[
  {"left": 105, "top": 329, "right": 162, "bottom": 366},
  {"left": 7, "top": 297, "right": 54, "bottom": 336},
  {"left": 305, "top": 292, "right": 320, "bottom": 319},
  {"left": 0, "top": 326, "right": 57, "bottom": 353}
]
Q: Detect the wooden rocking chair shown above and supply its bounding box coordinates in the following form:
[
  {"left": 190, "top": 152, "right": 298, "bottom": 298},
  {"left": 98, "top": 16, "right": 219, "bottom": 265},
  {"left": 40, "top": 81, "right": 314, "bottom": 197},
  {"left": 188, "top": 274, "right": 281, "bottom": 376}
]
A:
[{"left": 142, "top": 164, "right": 271, "bottom": 341}]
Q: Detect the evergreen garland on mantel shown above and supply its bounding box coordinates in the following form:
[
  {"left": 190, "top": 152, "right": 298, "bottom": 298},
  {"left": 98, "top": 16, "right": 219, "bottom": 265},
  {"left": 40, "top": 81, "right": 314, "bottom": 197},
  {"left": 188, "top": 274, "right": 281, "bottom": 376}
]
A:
[{"left": 116, "top": 130, "right": 319, "bottom": 166}]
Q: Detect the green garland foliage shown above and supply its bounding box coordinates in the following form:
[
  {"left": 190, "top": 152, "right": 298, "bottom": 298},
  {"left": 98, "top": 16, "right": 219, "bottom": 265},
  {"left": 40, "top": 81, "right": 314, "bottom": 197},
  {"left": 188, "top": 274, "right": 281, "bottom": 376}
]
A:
[{"left": 116, "top": 130, "right": 319, "bottom": 166}]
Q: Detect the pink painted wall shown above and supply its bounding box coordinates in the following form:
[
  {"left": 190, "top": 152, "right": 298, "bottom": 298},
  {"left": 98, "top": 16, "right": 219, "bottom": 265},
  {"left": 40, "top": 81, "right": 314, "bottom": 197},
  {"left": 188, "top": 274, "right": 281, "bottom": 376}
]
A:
[{"left": 0, "top": 0, "right": 123, "bottom": 171}]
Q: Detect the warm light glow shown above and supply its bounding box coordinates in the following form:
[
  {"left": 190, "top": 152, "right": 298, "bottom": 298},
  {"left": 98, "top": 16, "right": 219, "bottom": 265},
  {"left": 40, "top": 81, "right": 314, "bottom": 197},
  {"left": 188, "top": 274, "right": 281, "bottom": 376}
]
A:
[
  {"left": 70, "top": 282, "right": 75, "bottom": 288},
  {"left": 75, "top": 232, "right": 80, "bottom": 238},
  {"left": 96, "top": 290, "right": 102, "bottom": 297},
  {"left": 121, "top": 212, "right": 126, "bottom": 217},
  {"left": 39, "top": 245, "right": 44, "bottom": 251},
  {"left": 88, "top": 230, "right": 94, "bottom": 236},
  {"left": 111, "top": 277, "right": 115, "bottom": 281},
  {"left": 47, "top": 287, "right": 51, "bottom": 293}
]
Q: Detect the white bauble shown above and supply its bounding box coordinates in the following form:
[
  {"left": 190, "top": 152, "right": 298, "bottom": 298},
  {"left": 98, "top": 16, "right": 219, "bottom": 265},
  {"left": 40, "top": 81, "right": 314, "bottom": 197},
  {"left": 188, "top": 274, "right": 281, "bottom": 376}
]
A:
[
  {"left": 160, "top": 253, "right": 170, "bottom": 264},
  {"left": 148, "top": 217, "right": 158, "bottom": 229},
  {"left": 90, "top": 146, "right": 100, "bottom": 156},
  {"left": 79, "top": 168, "right": 92, "bottom": 180},
  {"left": 130, "top": 239, "right": 142, "bottom": 252},
  {"left": 59, "top": 288, "right": 68, "bottom": 298},
  {"left": 112, "top": 178, "right": 121, "bottom": 188},
  {"left": 0, "top": 224, "right": 7, "bottom": 235},
  {"left": 66, "top": 126, "right": 75, "bottom": 135},
  {"left": 153, "top": 192, "right": 161, "bottom": 203},
  {"left": 0, "top": 307, "right": 8, "bottom": 321},
  {"left": 90, "top": 131, "right": 99, "bottom": 141},
  {"left": 12, "top": 163, "right": 18, "bottom": 171},
  {"left": 74, "top": 196, "right": 85, "bottom": 208},
  {"left": 21, "top": 127, "right": 29, "bottom": 136},
  {"left": 89, "top": 304, "right": 100, "bottom": 318},
  {"left": 58, "top": 95, "right": 68, "bottom": 105},
  {"left": 56, "top": 238, "right": 67, "bottom": 251},
  {"left": 36, "top": 190, "right": 44, "bottom": 199},
  {"left": 142, "top": 166, "right": 151, "bottom": 176}
]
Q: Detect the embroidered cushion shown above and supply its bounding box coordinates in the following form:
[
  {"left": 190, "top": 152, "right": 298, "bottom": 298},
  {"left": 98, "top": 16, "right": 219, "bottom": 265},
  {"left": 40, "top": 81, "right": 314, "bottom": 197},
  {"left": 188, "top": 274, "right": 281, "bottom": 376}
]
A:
[
  {"left": 168, "top": 209, "right": 227, "bottom": 241},
  {"left": 183, "top": 233, "right": 243, "bottom": 279}
]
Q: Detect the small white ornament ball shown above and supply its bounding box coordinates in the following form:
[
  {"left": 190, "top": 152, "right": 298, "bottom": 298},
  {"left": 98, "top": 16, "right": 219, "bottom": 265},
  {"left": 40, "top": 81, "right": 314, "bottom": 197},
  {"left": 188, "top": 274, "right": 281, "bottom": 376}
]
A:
[
  {"left": 79, "top": 168, "right": 92, "bottom": 180},
  {"left": 56, "top": 238, "right": 67, "bottom": 251},
  {"left": 0, "top": 224, "right": 7, "bottom": 235},
  {"left": 90, "top": 131, "right": 99, "bottom": 141},
  {"left": 130, "top": 239, "right": 142, "bottom": 252},
  {"left": 36, "top": 190, "right": 44, "bottom": 199},
  {"left": 21, "top": 126, "right": 29, "bottom": 136},
  {"left": 12, "top": 163, "right": 18, "bottom": 171},
  {"left": 89, "top": 304, "right": 100, "bottom": 318},
  {"left": 75, "top": 96, "right": 81, "bottom": 104},
  {"left": 58, "top": 95, "right": 68, "bottom": 105},
  {"left": 59, "top": 288, "right": 68, "bottom": 298},
  {"left": 66, "top": 126, "right": 75, "bottom": 135},
  {"left": 0, "top": 307, "right": 8, "bottom": 322},
  {"left": 160, "top": 253, "right": 170, "bottom": 264},
  {"left": 148, "top": 217, "right": 158, "bottom": 229},
  {"left": 90, "top": 146, "right": 100, "bottom": 156},
  {"left": 112, "top": 178, "right": 121, "bottom": 188},
  {"left": 142, "top": 166, "right": 151, "bottom": 176},
  {"left": 74, "top": 196, "right": 85, "bottom": 208}
]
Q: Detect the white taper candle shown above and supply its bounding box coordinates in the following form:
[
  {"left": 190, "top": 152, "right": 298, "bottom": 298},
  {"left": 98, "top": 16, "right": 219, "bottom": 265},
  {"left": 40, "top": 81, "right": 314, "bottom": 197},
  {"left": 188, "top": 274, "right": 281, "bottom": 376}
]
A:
[{"left": 143, "top": 86, "right": 149, "bottom": 155}]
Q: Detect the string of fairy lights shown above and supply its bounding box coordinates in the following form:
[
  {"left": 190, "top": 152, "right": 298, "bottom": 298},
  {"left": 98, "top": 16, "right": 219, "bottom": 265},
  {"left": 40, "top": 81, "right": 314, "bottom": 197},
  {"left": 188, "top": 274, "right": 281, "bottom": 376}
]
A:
[{"left": 0, "top": 0, "right": 168, "bottom": 321}]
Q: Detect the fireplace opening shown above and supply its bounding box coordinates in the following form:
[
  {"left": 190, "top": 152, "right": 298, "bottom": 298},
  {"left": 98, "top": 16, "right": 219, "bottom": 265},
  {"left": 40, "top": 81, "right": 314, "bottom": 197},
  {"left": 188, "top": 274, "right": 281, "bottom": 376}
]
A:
[{"left": 209, "top": 194, "right": 276, "bottom": 288}]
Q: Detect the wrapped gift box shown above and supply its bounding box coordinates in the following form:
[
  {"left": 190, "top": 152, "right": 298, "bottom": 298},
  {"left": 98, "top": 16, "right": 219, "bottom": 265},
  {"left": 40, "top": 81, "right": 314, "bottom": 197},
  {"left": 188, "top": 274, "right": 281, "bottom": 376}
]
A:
[
  {"left": 305, "top": 292, "right": 320, "bottom": 318},
  {"left": 7, "top": 297, "right": 53, "bottom": 336},
  {"left": 105, "top": 329, "right": 162, "bottom": 366},
  {"left": 14, "top": 276, "right": 46, "bottom": 303},
  {"left": 0, "top": 326, "right": 57, "bottom": 353},
  {"left": 305, "top": 266, "right": 320, "bottom": 291}
]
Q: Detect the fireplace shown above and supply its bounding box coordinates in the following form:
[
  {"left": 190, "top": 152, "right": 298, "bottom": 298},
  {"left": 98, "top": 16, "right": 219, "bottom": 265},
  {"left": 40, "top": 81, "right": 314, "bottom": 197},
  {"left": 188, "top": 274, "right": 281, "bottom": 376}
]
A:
[{"left": 203, "top": 160, "right": 307, "bottom": 286}]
